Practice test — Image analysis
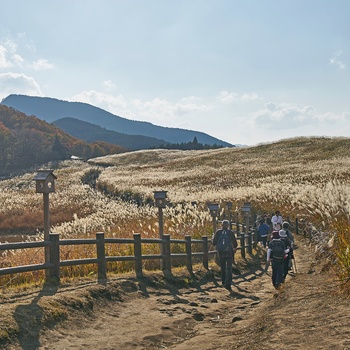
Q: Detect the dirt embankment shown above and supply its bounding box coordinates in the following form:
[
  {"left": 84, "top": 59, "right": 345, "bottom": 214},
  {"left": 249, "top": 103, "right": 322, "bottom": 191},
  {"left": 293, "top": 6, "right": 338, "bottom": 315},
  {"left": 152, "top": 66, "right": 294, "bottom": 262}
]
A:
[{"left": 1, "top": 237, "right": 349, "bottom": 350}]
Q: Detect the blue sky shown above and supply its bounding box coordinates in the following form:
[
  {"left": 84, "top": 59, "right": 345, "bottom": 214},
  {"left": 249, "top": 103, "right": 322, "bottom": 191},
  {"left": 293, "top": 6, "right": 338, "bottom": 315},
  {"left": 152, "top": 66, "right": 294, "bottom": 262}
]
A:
[{"left": 1, "top": 1, "right": 350, "bottom": 146}]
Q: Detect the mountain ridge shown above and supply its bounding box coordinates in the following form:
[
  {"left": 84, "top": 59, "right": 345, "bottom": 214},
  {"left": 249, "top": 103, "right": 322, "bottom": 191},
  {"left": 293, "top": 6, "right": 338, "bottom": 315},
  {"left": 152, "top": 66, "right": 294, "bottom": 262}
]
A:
[
  {"left": 1, "top": 94, "right": 233, "bottom": 147},
  {"left": 53, "top": 117, "right": 168, "bottom": 151}
]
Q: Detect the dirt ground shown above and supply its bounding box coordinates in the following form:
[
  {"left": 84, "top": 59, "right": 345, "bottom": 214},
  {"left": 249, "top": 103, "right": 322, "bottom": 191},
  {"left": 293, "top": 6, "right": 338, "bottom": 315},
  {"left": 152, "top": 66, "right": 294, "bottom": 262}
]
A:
[{"left": 1, "top": 236, "right": 349, "bottom": 350}]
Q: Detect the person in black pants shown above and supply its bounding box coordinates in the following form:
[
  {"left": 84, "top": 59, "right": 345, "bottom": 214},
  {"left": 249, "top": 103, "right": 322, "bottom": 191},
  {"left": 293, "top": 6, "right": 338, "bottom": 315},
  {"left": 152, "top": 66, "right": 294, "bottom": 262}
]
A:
[
  {"left": 279, "top": 229, "right": 293, "bottom": 279},
  {"left": 266, "top": 230, "right": 289, "bottom": 289},
  {"left": 213, "top": 220, "right": 238, "bottom": 291}
]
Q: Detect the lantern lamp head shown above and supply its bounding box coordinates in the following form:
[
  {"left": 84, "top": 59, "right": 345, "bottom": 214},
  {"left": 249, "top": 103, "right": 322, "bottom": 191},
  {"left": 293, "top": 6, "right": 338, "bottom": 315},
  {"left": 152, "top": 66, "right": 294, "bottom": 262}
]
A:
[
  {"left": 153, "top": 190, "right": 167, "bottom": 208},
  {"left": 207, "top": 202, "right": 219, "bottom": 217},
  {"left": 241, "top": 202, "right": 252, "bottom": 215},
  {"left": 33, "top": 170, "right": 57, "bottom": 193}
]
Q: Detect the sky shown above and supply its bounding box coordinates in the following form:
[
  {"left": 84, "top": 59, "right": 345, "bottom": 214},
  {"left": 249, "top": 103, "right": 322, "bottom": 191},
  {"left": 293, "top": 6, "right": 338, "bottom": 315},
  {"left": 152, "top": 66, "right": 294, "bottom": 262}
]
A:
[{"left": 1, "top": 0, "right": 350, "bottom": 146}]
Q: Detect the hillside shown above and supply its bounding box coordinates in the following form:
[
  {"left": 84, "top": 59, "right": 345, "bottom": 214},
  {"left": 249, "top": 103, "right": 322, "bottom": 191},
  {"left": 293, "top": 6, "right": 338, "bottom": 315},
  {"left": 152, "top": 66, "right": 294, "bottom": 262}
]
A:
[
  {"left": 1, "top": 94, "right": 233, "bottom": 147},
  {"left": 53, "top": 117, "right": 167, "bottom": 151},
  {"left": 0, "top": 105, "right": 125, "bottom": 177},
  {"left": 0, "top": 136, "right": 349, "bottom": 348}
]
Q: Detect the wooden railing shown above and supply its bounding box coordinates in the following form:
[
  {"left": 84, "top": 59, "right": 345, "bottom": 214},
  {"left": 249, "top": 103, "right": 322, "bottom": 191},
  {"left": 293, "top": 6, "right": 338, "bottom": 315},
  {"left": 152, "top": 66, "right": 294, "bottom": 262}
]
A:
[{"left": 0, "top": 227, "right": 259, "bottom": 284}]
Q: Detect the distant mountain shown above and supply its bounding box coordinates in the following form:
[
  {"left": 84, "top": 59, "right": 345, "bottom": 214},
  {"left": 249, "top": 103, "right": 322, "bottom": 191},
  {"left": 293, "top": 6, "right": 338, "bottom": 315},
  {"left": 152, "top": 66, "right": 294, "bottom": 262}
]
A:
[
  {"left": 0, "top": 104, "right": 125, "bottom": 177},
  {"left": 53, "top": 117, "right": 167, "bottom": 151},
  {"left": 1, "top": 94, "right": 232, "bottom": 147}
]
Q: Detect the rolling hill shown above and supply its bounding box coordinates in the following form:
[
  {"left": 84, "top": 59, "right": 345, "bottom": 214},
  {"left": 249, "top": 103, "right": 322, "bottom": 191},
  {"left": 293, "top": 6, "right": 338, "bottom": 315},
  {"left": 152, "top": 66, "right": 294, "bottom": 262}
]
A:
[
  {"left": 0, "top": 104, "right": 125, "bottom": 177},
  {"left": 1, "top": 94, "right": 233, "bottom": 148},
  {"left": 53, "top": 117, "right": 167, "bottom": 151}
]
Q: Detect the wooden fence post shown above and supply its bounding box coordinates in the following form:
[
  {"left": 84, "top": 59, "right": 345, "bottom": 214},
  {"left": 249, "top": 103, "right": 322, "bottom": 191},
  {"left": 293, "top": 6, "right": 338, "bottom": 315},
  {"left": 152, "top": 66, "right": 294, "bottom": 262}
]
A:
[
  {"left": 134, "top": 233, "right": 142, "bottom": 277},
  {"left": 202, "top": 236, "right": 209, "bottom": 270},
  {"left": 247, "top": 230, "right": 252, "bottom": 254},
  {"left": 185, "top": 235, "right": 193, "bottom": 274},
  {"left": 163, "top": 234, "right": 171, "bottom": 273},
  {"left": 240, "top": 233, "right": 246, "bottom": 259},
  {"left": 49, "top": 233, "right": 60, "bottom": 284},
  {"left": 96, "top": 232, "right": 107, "bottom": 282},
  {"left": 253, "top": 228, "right": 258, "bottom": 249}
]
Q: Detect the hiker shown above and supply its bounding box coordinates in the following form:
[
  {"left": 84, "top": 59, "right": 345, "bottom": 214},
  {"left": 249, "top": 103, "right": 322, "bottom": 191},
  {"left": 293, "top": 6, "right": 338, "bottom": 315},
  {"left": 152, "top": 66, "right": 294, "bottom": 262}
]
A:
[
  {"left": 264, "top": 213, "right": 273, "bottom": 242},
  {"left": 213, "top": 219, "right": 238, "bottom": 291},
  {"left": 278, "top": 229, "right": 293, "bottom": 279},
  {"left": 266, "top": 230, "right": 289, "bottom": 289},
  {"left": 257, "top": 218, "right": 269, "bottom": 248},
  {"left": 271, "top": 210, "right": 283, "bottom": 231},
  {"left": 282, "top": 221, "right": 294, "bottom": 247},
  {"left": 282, "top": 222, "right": 295, "bottom": 273}
]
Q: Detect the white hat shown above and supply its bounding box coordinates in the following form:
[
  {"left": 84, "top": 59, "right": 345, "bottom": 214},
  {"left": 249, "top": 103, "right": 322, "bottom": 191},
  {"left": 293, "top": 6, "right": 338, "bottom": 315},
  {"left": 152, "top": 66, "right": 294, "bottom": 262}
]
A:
[{"left": 279, "top": 229, "right": 287, "bottom": 238}]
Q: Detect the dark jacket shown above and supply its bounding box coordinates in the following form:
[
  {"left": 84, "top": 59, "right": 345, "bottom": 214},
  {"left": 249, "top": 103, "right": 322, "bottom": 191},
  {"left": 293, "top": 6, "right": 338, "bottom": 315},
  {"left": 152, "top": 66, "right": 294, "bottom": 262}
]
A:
[{"left": 213, "top": 228, "right": 238, "bottom": 257}]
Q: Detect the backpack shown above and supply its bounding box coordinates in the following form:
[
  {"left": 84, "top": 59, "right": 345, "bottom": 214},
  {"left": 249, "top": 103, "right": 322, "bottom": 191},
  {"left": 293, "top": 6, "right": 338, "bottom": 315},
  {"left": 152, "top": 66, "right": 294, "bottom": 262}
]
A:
[
  {"left": 271, "top": 239, "right": 285, "bottom": 260},
  {"left": 216, "top": 230, "right": 231, "bottom": 252}
]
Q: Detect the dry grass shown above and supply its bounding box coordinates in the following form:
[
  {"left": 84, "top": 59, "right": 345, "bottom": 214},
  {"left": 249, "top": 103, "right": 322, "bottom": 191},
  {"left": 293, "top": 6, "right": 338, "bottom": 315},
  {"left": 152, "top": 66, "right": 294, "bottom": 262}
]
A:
[{"left": 0, "top": 136, "right": 350, "bottom": 291}]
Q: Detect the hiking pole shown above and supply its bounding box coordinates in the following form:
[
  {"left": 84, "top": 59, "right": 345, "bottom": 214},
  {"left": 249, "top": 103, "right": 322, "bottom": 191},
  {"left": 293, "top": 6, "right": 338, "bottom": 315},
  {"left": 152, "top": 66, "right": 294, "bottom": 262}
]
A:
[{"left": 292, "top": 256, "right": 298, "bottom": 273}]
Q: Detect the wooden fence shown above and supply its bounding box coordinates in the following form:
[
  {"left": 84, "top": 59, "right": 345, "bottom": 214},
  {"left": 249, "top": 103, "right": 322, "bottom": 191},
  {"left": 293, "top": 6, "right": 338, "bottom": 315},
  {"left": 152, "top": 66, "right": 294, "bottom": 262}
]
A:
[
  {"left": 0, "top": 218, "right": 302, "bottom": 285},
  {"left": 0, "top": 227, "right": 259, "bottom": 284}
]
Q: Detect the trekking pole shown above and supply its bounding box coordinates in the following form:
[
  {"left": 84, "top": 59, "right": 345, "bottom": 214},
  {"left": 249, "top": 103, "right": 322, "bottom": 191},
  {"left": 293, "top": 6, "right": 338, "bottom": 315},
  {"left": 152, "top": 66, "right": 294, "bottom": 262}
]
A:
[{"left": 292, "top": 256, "right": 298, "bottom": 273}]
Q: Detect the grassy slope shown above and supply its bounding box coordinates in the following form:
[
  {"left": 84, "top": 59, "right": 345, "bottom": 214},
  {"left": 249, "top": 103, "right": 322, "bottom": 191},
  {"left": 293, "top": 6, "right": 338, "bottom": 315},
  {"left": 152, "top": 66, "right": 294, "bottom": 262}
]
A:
[{"left": 0, "top": 136, "right": 349, "bottom": 288}]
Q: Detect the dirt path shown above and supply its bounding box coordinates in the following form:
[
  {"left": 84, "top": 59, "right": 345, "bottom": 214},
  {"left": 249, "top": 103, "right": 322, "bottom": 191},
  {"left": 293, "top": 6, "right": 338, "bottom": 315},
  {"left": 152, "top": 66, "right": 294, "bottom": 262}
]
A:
[{"left": 2, "top": 237, "right": 350, "bottom": 350}]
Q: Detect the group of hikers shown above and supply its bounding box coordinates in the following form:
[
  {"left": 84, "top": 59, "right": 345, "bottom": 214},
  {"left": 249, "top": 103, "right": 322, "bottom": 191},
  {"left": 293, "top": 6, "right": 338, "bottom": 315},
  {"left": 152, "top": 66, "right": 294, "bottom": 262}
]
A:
[{"left": 212, "top": 210, "right": 295, "bottom": 292}]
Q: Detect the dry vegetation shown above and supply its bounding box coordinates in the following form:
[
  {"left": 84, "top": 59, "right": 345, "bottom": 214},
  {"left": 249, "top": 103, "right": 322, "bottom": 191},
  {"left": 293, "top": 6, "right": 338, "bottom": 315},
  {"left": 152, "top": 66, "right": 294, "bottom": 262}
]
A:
[{"left": 0, "top": 136, "right": 350, "bottom": 292}]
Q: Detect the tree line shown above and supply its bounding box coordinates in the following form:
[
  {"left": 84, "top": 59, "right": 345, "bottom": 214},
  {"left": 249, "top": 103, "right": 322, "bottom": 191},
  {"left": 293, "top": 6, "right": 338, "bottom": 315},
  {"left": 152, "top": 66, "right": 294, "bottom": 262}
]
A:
[{"left": 154, "top": 136, "right": 230, "bottom": 150}]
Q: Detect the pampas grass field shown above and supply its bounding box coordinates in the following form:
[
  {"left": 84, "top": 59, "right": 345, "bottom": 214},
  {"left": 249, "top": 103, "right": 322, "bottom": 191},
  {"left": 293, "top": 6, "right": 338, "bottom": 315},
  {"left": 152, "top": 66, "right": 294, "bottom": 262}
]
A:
[{"left": 1, "top": 136, "right": 350, "bottom": 292}]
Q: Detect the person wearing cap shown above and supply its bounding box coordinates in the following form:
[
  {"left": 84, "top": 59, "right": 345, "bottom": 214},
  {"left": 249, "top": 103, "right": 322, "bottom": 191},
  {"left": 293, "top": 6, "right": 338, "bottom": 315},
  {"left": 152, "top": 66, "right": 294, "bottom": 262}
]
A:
[
  {"left": 266, "top": 230, "right": 289, "bottom": 289},
  {"left": 213, "top": 220, "right": 238, "bottom": 292},
  {"left": 282, "top": 221, "right": 294, "bottom": 247}
]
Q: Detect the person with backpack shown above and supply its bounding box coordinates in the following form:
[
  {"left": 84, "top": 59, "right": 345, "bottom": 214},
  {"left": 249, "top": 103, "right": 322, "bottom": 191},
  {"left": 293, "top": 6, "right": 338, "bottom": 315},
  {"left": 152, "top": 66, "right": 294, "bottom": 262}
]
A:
[
  {"left": 266, "top": 230, "right": 289, "bottom": 289},
  {"left": 281, "top": 224, "right": 294, "bottom": 276},
  {"left": 213, "top": 220, "right": 238, "bottom": 291}
]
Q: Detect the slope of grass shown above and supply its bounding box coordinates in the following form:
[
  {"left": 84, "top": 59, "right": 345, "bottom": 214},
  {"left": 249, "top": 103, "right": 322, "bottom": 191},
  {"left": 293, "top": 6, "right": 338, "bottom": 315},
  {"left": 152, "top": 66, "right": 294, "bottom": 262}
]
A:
[{"left": 0, "top": 136, "right": 349, "bottom": 290}]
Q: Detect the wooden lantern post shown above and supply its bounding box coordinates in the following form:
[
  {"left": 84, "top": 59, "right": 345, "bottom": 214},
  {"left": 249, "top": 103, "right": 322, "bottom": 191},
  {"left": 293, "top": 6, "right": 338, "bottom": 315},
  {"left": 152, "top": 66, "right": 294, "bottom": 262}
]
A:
[
  {"left": 33, "top": 170, "right": 57, "bottom": 279},
  {"left": 207, "top": 203, "right": 219, "bottom": 234},
  {"left": 154, "top": 190, "right": 167, "bottom": 270}
]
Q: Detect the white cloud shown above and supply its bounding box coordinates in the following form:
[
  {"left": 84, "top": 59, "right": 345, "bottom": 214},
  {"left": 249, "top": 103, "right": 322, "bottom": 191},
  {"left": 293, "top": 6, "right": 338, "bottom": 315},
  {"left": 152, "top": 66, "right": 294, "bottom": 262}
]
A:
[
  {"left": 252, "top": 102, "right": 348, "bottom": 130},
  {"left": 31, "top": 58, "right": 55, "bottom": 70},
  {"left": 71, "top": 90, "right": 209, "bottom": 125},
  {"left": 329, "top": 50, "right": 346, "bottom": 70},
  {"left": 218, "top": 90, "right": 260, "bottom": 103},
  {"left": 0, "top": 37, "right": 54, "bottom": 71},
  {"left": 0, "top": 39, "right": 24, "bottom": 69},
  {"left": 102, "top": 80, "right": 116, "bottom": 91},
  {"left": 0, "top": 72, "right": 43, "bottom": 101},
  {"left": 0, "top": 45, "right": 12, "bottom": 68},
  {"left": 71, "top": 90, "right": 128, "bottom": 113}
]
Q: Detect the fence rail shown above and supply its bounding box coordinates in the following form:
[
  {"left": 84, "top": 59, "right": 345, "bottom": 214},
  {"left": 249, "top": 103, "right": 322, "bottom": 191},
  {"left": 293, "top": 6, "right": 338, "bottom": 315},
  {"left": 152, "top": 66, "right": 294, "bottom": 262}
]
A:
[{"left": 0, "top": 227, "right": 260, "bottom": 284}]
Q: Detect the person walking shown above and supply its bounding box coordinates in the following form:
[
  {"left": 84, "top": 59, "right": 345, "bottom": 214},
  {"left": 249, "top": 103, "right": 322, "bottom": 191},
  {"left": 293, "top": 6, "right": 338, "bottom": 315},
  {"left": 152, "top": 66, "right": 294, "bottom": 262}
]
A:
[
  {"left": 271, "top": 210, "right": 283, "bottom": 231},
  {"left": 213, "top": 220, "right": 238, "bottom": 291},
  {"left": 257, "top": 218, "right": 270, "bottom": 248},
  {"left": 266, "top": 230, "right": 289, "bottom": 289},
  {"left": 282, "top": 221, "right": 294, "bottom": 247},
  {"left": 280, "top": 225, "right": 294, "bottom": 276}
]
